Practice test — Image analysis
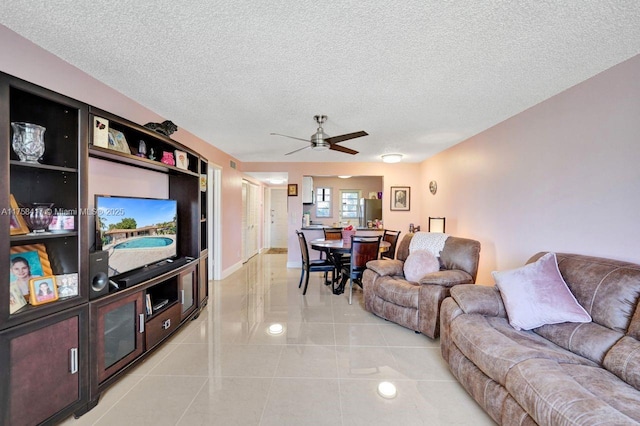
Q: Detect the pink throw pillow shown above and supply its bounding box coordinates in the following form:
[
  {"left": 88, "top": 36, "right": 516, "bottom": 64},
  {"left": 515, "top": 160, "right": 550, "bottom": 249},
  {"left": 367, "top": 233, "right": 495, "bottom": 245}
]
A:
[
  {"left": 403, "top": 250, "right": 440, "bottom": 282},
  {"left": 493, "top": 252, "right": 591, "bottom": 331}
]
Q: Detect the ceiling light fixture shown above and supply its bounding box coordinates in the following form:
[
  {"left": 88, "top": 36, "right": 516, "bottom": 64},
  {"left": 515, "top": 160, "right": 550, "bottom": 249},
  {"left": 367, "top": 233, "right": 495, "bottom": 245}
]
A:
[
  {"left": 338, "top": 175, "right": 352, "bottom": 179},
  {"left": 381, "top": 154, "right": 403, "bottom": 163},
  {"left": 377, "top": 381, "right": 397, "bottom": 399}
]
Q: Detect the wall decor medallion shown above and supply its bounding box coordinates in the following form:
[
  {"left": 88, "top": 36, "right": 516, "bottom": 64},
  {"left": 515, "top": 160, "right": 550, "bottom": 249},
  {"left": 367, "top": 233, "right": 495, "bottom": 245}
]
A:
[{"left": 429, "top": 180, "right": 438, "bottom": 195}]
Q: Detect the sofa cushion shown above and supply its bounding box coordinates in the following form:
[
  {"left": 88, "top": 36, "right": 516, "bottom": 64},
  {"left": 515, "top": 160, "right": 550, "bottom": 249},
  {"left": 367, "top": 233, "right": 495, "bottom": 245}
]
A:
[
  {"left": 450, "top": 313, "right": 596, "bottom": 386},
  {"left": 534, "top": 321, "right": 624, "bottom": 365},
  {"left": 376, "top": 277, "right": 419, "bottom": 307},
  {"left": 493, "top": 252, "right": 591, "bottom": 331},
  {"left": 403, "top": 250, "right": 439, "bottom": 282},
  {"left": 604, "top": 336, "right": 640, "bottom": 391},
  {"left": 505, "top": 358, "right": 640, "bottom": 424},
  {"left": 533, "top": 252, "right": 640, "bottom": 334}
]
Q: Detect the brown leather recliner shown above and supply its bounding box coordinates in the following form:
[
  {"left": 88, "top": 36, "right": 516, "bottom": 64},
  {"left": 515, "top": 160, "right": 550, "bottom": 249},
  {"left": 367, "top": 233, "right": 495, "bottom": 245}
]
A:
[{"left": 362, "top": 232, "right": 480, "bottom": 338}]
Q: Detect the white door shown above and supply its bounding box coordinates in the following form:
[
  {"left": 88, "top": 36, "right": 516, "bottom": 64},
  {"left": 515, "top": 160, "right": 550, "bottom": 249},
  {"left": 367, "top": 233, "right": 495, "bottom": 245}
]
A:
[
  {"left": 242, "top": 180, "right": 259, "bottom": 262},
  {"left": 270, "top": 188, "right": 288, "bottom": 248}
]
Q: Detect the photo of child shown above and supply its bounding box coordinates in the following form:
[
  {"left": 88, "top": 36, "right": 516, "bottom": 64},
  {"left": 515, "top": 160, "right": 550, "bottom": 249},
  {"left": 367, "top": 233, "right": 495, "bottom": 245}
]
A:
[{"left": 29, "top": 276, "right": 58, "bottom": 306}]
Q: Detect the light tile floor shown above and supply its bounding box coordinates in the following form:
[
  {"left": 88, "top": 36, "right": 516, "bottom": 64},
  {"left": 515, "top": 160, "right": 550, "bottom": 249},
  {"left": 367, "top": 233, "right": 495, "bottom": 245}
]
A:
[{"left": 62, "top": 253, "right": 495, "bottom": 425}]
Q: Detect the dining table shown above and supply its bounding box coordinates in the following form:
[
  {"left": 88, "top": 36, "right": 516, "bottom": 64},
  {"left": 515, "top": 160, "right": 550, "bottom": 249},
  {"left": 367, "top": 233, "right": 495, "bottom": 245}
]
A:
[{"left": 310, "top": 237, "right": 390, "bottom": 294}]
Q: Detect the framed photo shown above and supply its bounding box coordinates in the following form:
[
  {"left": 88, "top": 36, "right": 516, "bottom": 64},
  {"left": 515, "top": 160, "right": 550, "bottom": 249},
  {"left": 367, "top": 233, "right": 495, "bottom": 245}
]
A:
[
  {"left": 288, "top": 184, "right": 298, "bottom": 197},
  {"left": 200, "top": 174, "right": 207, "bottom": 192},
  {"left": 390, "top": 186, "right": 410, "bottom": 211},
  {"left": 107, "top": 129, "right": 131, "bottom": 154},
  {"left": 92, "top": 116, "right": 109, "bottom": 148},
  {"left": 9, "top": 282, "right": 27, "bottom": 314},
  {"left": 29, "top": 276, "right": 58, "bottom": 306},
  {"left": 10, "top": 244, "right": 53, "bottom": 297},
  {"left": 175, "top": 150, "right": 189, "bottom": 170},
  {"left": 56, "top": 273, "right": 79, "bottom": 298},
  {"left": 9, "top": 194, "right": 29, "bottom": 235}
]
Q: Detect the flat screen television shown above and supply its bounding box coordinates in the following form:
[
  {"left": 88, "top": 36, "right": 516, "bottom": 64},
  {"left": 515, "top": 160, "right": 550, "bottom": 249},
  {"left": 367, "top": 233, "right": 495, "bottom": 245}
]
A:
[{"left": 95, "top": 195, "right": 178, "bottom": 277}]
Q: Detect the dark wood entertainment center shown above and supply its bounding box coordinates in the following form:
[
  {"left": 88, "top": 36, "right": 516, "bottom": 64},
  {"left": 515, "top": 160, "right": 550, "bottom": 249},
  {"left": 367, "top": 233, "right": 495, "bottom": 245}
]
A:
[{"left": 0, "top": 71, "right": 209, "bottom": 425}]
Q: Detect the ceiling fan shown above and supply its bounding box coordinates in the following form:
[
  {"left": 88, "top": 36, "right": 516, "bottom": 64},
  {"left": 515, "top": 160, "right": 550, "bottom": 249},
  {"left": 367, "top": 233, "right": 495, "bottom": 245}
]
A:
[{"left": 271, "top": 115, "right": 368, "bottom": 156}]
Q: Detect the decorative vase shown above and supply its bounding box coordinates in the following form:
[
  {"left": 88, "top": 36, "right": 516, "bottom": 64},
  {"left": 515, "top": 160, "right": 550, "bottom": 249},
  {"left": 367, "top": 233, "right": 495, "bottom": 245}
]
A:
[
  {"left": 160, "top": 151, "right": 175, "bottom": 166},
  {"left": 22, "top": 203, "right": 55, "bottom": 233},
  {"left": 11, "top": 122, "right": 46, "bottom": 163}
]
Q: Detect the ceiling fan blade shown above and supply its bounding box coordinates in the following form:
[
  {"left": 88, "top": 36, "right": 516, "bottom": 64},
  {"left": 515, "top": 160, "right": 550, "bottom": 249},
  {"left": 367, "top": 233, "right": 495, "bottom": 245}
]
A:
[
  {"left": 285, "top": 145, "right": 311, "bottom": 155},
  {"left": 329, "top": 144, "right": 358, "bottom": 155},
  {"left": 324, "top": 131, "right": 368, "bottom": 145},
  {"left": 270, "top": 133, "right": 310, "bottom": 143}
]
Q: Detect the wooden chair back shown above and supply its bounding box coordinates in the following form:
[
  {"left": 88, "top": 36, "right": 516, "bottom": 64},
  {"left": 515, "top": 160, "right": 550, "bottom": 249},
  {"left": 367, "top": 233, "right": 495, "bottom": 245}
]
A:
[{"left": 381, "top": 230, "right": 401, "bottom": 260}]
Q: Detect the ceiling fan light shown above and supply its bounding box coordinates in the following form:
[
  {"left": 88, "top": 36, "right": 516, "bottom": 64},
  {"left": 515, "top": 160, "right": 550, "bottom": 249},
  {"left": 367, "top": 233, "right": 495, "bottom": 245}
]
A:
[
  {"left": 382, "top": 153, "right": 403, "bottom": 163},
  {"left": 312, "top": 144, "right": 329, "bottom": 151}
]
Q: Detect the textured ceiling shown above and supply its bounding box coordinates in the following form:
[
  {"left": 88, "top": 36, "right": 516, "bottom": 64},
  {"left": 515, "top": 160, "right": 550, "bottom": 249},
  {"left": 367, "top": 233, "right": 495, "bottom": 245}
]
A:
[{"left": 2, "top": 1, "right": 640, "bottom": 164}]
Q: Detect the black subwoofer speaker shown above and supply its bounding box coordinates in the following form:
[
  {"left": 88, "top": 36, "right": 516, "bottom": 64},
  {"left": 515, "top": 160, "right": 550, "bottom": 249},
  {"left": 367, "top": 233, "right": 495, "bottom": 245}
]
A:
[{"left": 89, "top": 250, "right": 109, "bottom": 300}]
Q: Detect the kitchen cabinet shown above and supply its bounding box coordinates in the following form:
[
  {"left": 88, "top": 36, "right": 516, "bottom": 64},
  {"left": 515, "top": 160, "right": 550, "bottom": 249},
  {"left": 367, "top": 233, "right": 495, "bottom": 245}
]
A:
[{"left": 302, "top": 176, "right": 314, "bottom": 204}]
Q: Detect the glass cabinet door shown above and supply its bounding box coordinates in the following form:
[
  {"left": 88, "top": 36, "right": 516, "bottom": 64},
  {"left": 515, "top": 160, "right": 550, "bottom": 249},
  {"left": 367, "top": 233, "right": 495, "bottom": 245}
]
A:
[
  {"left": 94, "top": 292, "right": 144, "bottom": 383},
  {"left": 180, "top": 267, "right": 196, "bottom": 319}
]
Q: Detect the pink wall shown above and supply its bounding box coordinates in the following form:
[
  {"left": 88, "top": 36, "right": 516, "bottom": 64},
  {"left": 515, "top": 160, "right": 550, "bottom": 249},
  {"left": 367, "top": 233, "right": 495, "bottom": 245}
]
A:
[{"left": 420, "top": 54, "right": 640, "bottom": 284}]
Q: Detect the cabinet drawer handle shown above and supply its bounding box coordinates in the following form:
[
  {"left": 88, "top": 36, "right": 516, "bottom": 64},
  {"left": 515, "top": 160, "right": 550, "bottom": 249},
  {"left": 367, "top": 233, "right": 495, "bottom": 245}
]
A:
[
  {"left": 139, "top": 314, "right": 145, "bottom": 333},
  {"left": 162, "top": 319, "right": 171, "bottom": 330},
  {"left": 70, "top": 347, "right": 78, "bottom": 374}
]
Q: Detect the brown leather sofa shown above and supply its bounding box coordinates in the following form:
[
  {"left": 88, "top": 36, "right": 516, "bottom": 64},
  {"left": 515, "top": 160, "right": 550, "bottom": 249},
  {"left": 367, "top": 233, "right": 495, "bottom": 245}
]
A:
[
  {"left": 440, "top": 252, "right": 640, "bottom": 425},
  {"left": 362, "top": 233, "right": 481, "bottom": 339}
]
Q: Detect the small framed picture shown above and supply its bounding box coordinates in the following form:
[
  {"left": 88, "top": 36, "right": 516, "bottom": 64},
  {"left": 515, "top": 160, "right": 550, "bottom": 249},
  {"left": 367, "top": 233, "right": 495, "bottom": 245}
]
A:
[
  {"left": 29, "top": 276, "right": 59, "bottom": 306},
  {"left": 107, "top": 129, "right": 131, "bottom": 154},
  {"left": 10, "top": 244, "right": 53, "bottom": 297},
  {"left": 390, "top": 186, "right": 410, "bottom": 211},
  {"left": 9, "top": 282, "right": 27, "bottom": 314},
  {"left": 288, "top": 184, "right": 298, "bottom": 197},
  {"left": 200, "top": 174, "right": 207, "bottom": 192},
  {"left": 56, "top": 273, "right": 79, "bottom": 298},
  {"left": 92, "top": 116, "right": 109, "bottom": 148},
  {"left": 9, "top": 194, "right": 29, "bottom": 236},
  {"left": 175, "top": 150, "right": 189, "bottom": 170}
]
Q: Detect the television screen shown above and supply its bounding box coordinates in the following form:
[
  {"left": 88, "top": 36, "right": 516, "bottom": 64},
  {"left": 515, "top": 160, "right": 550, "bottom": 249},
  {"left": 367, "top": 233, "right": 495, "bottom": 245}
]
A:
[{"left": 95, "top": 195, "right": 178, "bottom": 277}]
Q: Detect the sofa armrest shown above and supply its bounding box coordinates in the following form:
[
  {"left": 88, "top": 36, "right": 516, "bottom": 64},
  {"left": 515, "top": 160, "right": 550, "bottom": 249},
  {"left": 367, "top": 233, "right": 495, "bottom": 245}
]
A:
[
  {"left": 366, "top": 259, "right": 404, "bottom": 277},
  {"left": 417, "top": 269, "right": 473, "bottom": 288},
  {"left": 449, "top": 284, "right": 507, "bottom": 318}
]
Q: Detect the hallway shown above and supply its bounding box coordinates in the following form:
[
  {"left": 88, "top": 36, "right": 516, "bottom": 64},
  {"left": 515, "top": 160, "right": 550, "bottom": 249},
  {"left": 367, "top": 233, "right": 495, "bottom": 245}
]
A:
[{"left": 63, "top": 253, "right": 493, "bottom": 425}]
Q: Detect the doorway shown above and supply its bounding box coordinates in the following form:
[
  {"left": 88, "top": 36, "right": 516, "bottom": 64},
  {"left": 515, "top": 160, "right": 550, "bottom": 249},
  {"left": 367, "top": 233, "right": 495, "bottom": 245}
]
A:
[
  {"left": 242, "top": 180, "right": 259, "bottom": 262},
  {"left": 269, "top": 188, "right": 287, "bottom": 248}
]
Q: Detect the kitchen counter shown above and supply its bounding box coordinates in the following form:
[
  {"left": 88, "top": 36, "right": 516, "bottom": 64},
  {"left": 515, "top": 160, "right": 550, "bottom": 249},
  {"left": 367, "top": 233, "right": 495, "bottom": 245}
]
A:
[{"left": 301, "top": 226, "right": 386, "bottom": 231}]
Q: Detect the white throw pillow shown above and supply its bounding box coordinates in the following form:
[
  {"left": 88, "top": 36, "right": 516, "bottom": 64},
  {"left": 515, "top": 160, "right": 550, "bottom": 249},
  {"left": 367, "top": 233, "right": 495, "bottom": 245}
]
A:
[
  {"left": 493, "top": 252, "right": 591, "bottom": 331},
  {"left": 403, "top": 250, "right": 440, "bottom": 282}
]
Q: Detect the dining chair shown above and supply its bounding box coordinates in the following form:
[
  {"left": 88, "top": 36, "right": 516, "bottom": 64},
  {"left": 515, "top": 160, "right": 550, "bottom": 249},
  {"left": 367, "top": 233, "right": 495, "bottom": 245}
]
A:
[
  {"left": 296, "top": 230, "right": 335, "bottom": 295},
  {"left": 381, "top": 230, "right": 401, "bottom": 260},
  {"left": 323, "top": 227, "right": 349, "bottom": 283},
  {"left": 323, "top": 228, "right": 342, "bottom": 240},
  {"left": 342, "top": 235, "right": 381, "bottom": 304}
]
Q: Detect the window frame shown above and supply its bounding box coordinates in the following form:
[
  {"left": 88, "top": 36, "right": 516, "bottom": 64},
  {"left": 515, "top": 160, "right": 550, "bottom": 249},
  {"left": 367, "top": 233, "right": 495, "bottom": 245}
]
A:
[{"left": 315, "top": 187, "right": 332, "bottom": 218}]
